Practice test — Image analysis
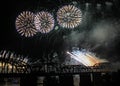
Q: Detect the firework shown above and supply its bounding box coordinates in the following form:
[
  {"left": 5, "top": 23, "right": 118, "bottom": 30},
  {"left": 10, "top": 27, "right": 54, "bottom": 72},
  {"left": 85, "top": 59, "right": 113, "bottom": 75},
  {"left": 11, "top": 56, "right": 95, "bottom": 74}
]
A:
[
  {"left": 0, "top": 50, "right": 29, "bottom": 63},
  {"left": 67, "top": 49, "right": 108, "bottom": 66},
  {"left": 15, "top": 11, "right": 37, "bottom": 37},
  {"left": 0, "top": 50, "right": 30, "bottom": 73},
  {"left": 57, "top": 5, "right": 82, "bottom": 28},
  {"left": 34, "top": 11, "right": 55, "bottom": 33}
]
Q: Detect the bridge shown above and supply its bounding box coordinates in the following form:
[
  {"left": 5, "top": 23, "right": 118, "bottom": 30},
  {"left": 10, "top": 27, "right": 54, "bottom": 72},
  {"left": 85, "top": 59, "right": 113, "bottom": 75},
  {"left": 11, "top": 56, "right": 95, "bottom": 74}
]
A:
[
  {"left": 0, "top": 50, "right": 113, "bottom": 86},
  {"left": 0, "top": 50, "right": 111, "bottom": 75}
]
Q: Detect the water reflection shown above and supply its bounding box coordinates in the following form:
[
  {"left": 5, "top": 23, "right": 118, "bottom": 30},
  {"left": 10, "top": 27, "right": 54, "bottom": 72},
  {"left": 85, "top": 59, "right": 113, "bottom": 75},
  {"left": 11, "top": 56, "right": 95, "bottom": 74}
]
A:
[
  {"left": 0, "top": 83, "right": 19, "bottom": 86},
  {"left": 0, "top": 78, "right": 20, "bottom": 86}
]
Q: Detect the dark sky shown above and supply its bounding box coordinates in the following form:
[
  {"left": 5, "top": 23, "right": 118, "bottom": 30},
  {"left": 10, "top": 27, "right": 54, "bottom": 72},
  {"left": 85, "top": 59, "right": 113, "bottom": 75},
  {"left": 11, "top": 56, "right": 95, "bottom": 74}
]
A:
[
  {"left": 1, "top": 0, "right": 120, "bottom": 62},
  {"left": 1, "top": 0, "right": 70, "bottom": 56}
]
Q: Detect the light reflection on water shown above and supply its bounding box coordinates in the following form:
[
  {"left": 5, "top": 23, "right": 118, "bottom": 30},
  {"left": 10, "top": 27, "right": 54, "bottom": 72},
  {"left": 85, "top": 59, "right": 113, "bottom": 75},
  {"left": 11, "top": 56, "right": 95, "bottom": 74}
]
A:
[
  {"left": 0, "top": 78, "right": 20, "bottom": 86},
  {"left": 0, "top": 83, "right": 20, "bottom": 86}
]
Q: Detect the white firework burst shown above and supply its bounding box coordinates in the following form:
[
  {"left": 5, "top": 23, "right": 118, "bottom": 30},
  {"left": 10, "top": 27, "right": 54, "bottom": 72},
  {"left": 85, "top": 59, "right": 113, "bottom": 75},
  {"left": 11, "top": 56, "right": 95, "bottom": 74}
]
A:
[
  {"left": 34, "top": 11, "right": 55, "bottom": 33},
  {"left": 57, "top": 5, "right": 82, "bottom": 29},
  {"left": 15, "top": 11, "right": 37, "bottom": 37}
]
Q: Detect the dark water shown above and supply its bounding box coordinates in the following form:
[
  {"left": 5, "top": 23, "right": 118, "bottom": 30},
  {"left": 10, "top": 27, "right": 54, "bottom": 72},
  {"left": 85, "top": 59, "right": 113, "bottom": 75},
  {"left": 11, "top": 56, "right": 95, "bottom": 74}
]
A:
[
  {"left": 0, "top": 83, "right": 20, "bottom": 86},
  {"left": 0, "top": 83, "right": 43, "bottom": 86},
  {"left": 0, "top": 78, "right": 20, "bottom": 86}
]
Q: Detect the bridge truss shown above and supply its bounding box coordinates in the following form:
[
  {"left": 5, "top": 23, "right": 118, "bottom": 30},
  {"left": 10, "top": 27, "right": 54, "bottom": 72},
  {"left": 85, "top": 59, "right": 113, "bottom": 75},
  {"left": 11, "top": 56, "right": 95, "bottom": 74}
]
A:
[{"left": 0, "top": 50, "right": 111, "bottom": 75}]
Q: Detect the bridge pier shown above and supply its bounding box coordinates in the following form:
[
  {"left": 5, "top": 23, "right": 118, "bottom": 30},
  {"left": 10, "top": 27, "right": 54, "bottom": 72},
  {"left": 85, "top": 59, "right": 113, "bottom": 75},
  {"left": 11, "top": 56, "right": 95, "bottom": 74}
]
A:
[
  {"left": 20, "top": 75, "right": 37, "bottom": 86},
  {"left": 0, "top": 72, "right": 115, "bottom": 86}
]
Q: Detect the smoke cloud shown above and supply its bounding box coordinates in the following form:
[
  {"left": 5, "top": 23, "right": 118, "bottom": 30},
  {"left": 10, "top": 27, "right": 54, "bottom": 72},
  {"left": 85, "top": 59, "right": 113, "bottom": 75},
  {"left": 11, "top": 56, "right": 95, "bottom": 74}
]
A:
[
  {"left": 64, "top": 19, "right": 120, "bottom": 47},
  {"left": 89, "top": 20, "right": 118, "bottom": 45},
  {"left": 68, "top": 31, "right": 85, "bottom": 44},
  {"left": 111, "top": 62, "right": 120, "bottom": 71},
  {"left": 63, "top": 19, "right": 120, "bottom": 64}
]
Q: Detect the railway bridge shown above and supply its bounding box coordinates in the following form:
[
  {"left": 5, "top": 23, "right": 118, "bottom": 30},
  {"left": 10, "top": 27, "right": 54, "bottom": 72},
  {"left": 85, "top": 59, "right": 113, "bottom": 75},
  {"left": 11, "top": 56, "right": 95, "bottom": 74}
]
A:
[{"left": 0, "top": 50, "right": 112, "bottom": 86}]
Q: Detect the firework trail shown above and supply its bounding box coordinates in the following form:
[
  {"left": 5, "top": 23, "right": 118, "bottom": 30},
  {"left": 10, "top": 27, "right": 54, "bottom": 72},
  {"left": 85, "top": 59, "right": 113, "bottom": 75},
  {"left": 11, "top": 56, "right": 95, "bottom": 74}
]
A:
[
  {"left": 66, "top": 48, "right": 108, "bottom": 66},
  {"left": 0, "top": 50, "right": 30, "bottom": 73}
]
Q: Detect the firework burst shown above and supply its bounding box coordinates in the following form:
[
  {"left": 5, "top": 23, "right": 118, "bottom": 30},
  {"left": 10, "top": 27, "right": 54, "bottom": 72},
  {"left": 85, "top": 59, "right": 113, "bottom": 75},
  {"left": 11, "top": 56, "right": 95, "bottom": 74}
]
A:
[
  {"left": 34, "top": 11, "right": 55, "bottom": 33},
  {"left": 15, "top": 11, "right": 37, "bottom": 37},
  {"left": 57, "top": 5, "right": 82, "bottom": 29}
]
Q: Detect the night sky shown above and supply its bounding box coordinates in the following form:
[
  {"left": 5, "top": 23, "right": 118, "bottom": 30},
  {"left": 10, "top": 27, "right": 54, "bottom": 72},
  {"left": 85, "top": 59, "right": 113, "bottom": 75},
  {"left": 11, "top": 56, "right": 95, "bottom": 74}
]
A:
[{"left": 1, "top": 0, "right": 120, "bottom": 65}]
